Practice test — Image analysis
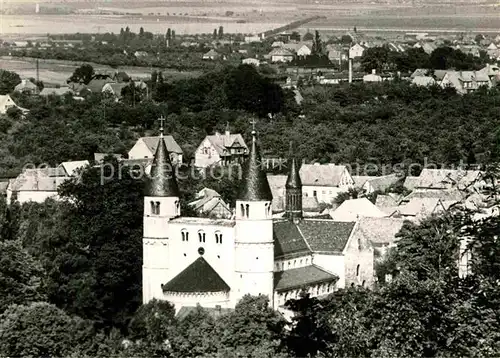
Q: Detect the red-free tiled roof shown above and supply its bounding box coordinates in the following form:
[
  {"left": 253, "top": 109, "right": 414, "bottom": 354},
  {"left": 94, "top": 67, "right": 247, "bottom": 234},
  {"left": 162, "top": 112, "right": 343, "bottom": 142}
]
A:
[{"left": 274, "top": 265, "right": 338, "bottom": 291}]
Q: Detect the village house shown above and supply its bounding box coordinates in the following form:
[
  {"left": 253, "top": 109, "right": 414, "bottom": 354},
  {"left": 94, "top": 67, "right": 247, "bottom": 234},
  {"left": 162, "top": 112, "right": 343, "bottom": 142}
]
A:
[
  {"left": 187, "top": 188, "right": 232, "bottom": 219},
  {"left": 102, "top": 82, "right": 129, "bottom": 101},
  {"left": 352, "top": 174, "right": 401, "bottom": 194},
  {"left": 6, "top": 160, "right": 88, "bottom": 204},
  {"left": 353, "top": 217, "right": 405, "bottom": 260},
  {"left": 329, "top": 198, "right": 388, "bottom": 222},
  {"left": 296, "top": 44, "right": 312, "bottom": 57},
  {"left": 128, "top": 135, "right": 183, "bottom": 164},
  {"left": 300, "top": 163, "right": 355, "bottom": 204},
  {"left": 242, "top": 58, "right": 260, "bottom": 66},
  {"left": 363, "top": 69, "right": 383, "bottom": 83},
  {"left": 14, "top": 79, "right": 38, "bottom": 94},
  {"left": 349, "top": 43, "right": 365, "bottom": 59},
  {"left": 268, "top": 48, "right": 294, "bottom": 63},
  {"left": 39, "top": 87, "right": 74, "bottom": 97},
  {"left": 0, "top": 94, "right": 27, "bottom": 115},
  {"left": 203, "top": 49, "right": 221, "bottom": 60},
  {"left": 411, "top": 76, "right": 436, "bottom": 87},
  {"left": 405, "top": 169, "right": 484, "bottom": 191},
  {"left": 194, "top": 129, "right": 248, "bottom": 168},
  {"left": 441, "top": 71, "right": 491, "bottom": 94}
]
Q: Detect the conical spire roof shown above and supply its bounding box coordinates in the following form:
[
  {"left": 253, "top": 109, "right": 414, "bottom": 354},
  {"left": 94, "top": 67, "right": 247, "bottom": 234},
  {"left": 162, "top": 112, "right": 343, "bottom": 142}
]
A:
[
  {"left": 146, "top": 129, "right": 180, "bottom": 197},
  {"left": 238, "top": 130, "right": 273, "bottom": 201},
  {"left": 286, "top": 141, "right": 302, "bottom": 189}
]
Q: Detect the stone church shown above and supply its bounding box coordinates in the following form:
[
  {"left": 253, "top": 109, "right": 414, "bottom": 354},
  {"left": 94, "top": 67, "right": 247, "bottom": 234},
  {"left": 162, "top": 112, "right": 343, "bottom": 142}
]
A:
[{"left": 142, "top": 128, "right": 374, "bottom": 312}]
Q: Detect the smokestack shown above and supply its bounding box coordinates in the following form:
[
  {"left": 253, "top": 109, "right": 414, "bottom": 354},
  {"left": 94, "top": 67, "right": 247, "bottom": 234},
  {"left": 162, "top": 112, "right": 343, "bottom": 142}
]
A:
[{"left": 348, "top": 58, "right": 353, "bottom": 83}]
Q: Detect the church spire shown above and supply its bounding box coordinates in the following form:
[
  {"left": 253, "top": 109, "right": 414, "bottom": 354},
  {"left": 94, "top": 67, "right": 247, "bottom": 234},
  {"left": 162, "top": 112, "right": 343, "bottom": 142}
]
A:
[
  {"left": 237, "top": 128, "right": 272, "bottom": 201},
  {"left": 286, "top": 141, "right": 302, "bottom": 189},
  {"left": 285, "top": 141, "right": 302, "bottom": 220},
  {"left": 146, "top": 117, "right": 179, "bottom": 197}
]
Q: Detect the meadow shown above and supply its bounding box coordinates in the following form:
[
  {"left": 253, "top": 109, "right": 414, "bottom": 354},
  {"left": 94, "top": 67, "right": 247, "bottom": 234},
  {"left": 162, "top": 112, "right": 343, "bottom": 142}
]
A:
[{"left": 0, "top": 56, "right": 202, "bottom": 85}]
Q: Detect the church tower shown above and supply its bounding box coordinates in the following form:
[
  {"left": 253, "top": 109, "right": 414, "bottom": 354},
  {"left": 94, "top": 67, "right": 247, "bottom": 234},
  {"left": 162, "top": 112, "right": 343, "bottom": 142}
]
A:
[
  {"left": 285, "top": 141, "right": 302, "bottom": 221},
  {"left": 233, "top": 128, "right": 274, "bottom": 307},
  {"left": 142, "top": 121, "right": 181, "bottom": 303}
]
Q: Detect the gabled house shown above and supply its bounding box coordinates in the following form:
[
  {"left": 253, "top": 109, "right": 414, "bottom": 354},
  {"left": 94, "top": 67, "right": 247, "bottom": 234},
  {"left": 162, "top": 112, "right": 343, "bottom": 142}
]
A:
[
  {"left": 441, "top": 71, "right": 491, "bottom": 94},
  {"left": 352, "top": 217, "right": 405, "bottom": 260},
  {"left": 297, "top": 44, "right": 312, "bottom": 57},
  {"left": 14, "top": 79, "right": 37, "bottom": 94},
  {"left": 349, "top": 43, "right": 365, "bottom": 59},
  {"left": 410, "top": 169, "right": 484, "bottom": 191},
  {"left": 269, "top": 48, "right": 294, "bottom": 63},
  {"left": 329, "top": 198, "right": 388, "bottom": 222},
  {"left": 102, "top": 82, "right": 129, "bottom": 101},
  {"left": 0, "top": 94, "right": 27, "bottom": 115},
  {"left": 188, "top": 188, "right": 232, "bottom": 219},
  {"left": 300, "top": 163, "right": 354, "bottom": 204},
  {"left": 113, "top": 71, "right": 130, "bottom": 82},
  {"left": 352, "top": 174, "right": 401, "bottom": 194},
  {"left": 128, "top": 135, "right": 183, "bottom": 164},
  {"left": 194, "top": 130, "right": 248, "bottom": 168},
  {"left": 203, "top": 49, "right": 221, "bottom": 60},
  {"left": 412, "top": 76, "right": 436, "bottom": 87}
]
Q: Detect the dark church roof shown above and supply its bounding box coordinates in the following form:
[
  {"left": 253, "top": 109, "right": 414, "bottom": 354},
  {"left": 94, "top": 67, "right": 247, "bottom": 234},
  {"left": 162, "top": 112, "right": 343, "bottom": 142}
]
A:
[
  {"left": 274, "top": 265, "right": 338, "bottom": 291},
  {"left": 162, "top": 256, "right": 230, "bottom": 293},
  {"left": 146, "top": 135, "right": 180, "bottom": 197},
  {"left": 237, "top": 132, "right": 273, "bottom": 201},
  {"left": 273, "top": 219, "right": 356, "bottom": 258}
]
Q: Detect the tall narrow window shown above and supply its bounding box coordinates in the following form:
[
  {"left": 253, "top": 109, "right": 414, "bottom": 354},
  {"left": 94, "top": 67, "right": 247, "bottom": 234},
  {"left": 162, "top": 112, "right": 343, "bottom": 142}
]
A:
[
  {"left": 155, "top": 201, "right": 160, "bottom": 215},
  {"left": 198, "top": 230, "right": 205, "bottom": 243},
  {"left": 181, "top": 229, "right": 188, "bottom": 242},
  {"left": 240, "top": 203, "right": 244, "bottom": 218},
  {"left": 356, "top": 264, "right": 360, "bottom": 277},
  {"left": 245, "top": 204, "right": 250, "bottom": 218},
  {"left": 150, "top": 201, "right": 155, "bottom": 214},
  {"left": 215, "top": 231, "right": 222, "bottom": 244},
  {"left": 175, "top": 200, "right": 180, "bottom": 213}
]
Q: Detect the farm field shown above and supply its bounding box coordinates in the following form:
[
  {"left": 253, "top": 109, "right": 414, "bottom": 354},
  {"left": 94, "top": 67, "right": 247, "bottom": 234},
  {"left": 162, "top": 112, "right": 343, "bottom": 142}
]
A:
[{"left": 0, "top": 56, "right": 202, "bottom": 85}]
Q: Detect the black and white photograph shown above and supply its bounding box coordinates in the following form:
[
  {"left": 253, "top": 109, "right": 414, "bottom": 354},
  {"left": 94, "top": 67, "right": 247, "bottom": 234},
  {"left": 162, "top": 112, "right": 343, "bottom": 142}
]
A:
[{"left": 0, "top": 0, "right": 499, "bottom": 356}]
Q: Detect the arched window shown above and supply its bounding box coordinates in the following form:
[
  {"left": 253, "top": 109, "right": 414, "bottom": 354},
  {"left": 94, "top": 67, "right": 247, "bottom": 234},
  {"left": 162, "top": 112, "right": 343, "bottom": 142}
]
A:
[
  {"left": 362, "top": 280, "right": 366, "bottom": 287},
  {"left": 181, "top": 229, "right": 188, "bottom": 242},
  {"left": 150, "top": 201, "right": 155, "bottom": 214},
  {"left": 175, "top": 200, "right": 180, "bottom": 213},
  {"left": 293, "top": 260, "right": 296, "bottom": 267},
  {"left": 198, "top": 230, "right": 206, "bottom": 243},
  {"left": 245, "top": 204, "right": 250, "bottom": 218},
  {"left": 356, "top": 264, "right": 360, "bottom": 277},
  {"left": 267, "top": 203, "right": 271, "bottom": 216},
  {"left": 155, "top": 201, "right": 160, "bottom": 215},
  {"left": 240, "top": 204, "right": 244, "bottom": 217},
  {"left": 215, "top": 231, "right": 222, "bottom": 244}
]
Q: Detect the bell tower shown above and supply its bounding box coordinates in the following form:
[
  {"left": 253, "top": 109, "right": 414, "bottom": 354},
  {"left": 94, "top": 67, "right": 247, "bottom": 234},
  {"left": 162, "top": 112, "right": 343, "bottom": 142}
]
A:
[
  {"left": 285, "top": 141, "right": 302, "bottom": 221},
  {"left": 142, "top": 117, "right": 180, "bottom": 303},
  {"left": 233, "top": 126, "right": 274, "bottom": 307}
]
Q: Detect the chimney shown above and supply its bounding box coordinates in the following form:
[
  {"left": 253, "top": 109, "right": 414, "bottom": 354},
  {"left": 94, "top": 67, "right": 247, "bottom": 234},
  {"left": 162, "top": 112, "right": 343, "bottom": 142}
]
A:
[{"left": 348, "top": 58, "right": 353, "bottom": 83}]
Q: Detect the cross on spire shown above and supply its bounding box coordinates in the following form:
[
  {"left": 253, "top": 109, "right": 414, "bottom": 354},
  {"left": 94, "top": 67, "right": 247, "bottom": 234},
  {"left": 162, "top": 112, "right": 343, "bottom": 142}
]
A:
[
  {"left": 250, "top": 118, "right": 257, "bottom": 141},
  {"left": 158, "top": 115, "right": 165, "bottom": 137}
]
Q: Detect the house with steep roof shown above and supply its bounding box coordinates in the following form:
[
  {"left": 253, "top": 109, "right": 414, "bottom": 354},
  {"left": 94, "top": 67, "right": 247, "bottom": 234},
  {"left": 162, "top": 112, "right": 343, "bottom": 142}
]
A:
[
  {"left": 329, "top": 198, "right": 388, "bottom": 222},
  {"left": 203, "top": 49, "right": 221, "bottom": 60},
  {"left": 194, "top": 129, "right": 248, "bottom": 168},
  {"left": 0, "top": 94, "right": 27, "bottom": 115},
  {"left": 349, "top": 43, "right": 365, "bottom": 59},
  {"left": 297, "top": 44, "right": 312, "bottom": 57},
  {"left": 14, "top": 79, "right": 37, "bottom": 94},
  {"left": 396, "top": 197, "right": 452, "bottom": 221},
  {"left": 102, "top": 82, "right": 129, "bottom": 101},
  {"left": 142, "top": 132, "right": 374, "bottom": 314},
  {"left": 128, "top": 135, "right": 183, "bottom": 164},
  {"left": 188, "top": 188, "right": 232, "bottom": 219},
  {"left": 300, "top": 163, "right": 354, "bottom": 204},
  {"left": 352, "top": 216, "right": 405, "bottom": 260}
]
